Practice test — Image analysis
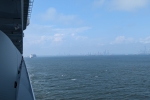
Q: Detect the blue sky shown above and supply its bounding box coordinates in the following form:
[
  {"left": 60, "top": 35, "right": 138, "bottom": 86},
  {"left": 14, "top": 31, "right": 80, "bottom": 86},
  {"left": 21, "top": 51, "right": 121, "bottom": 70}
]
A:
[{"left": 24, "top": 0, "right": 150, "bottom": 56}]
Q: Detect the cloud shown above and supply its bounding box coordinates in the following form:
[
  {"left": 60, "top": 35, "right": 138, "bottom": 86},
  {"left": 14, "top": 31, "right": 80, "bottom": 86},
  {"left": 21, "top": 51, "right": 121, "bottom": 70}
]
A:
[
  {"left": 41, "top": 7, "right": 82, "bottom": 24},
  {"left": 110, "top": 36, "right": 135, "bottom": 44},
  {"left": 140, "top": 36, "right": 150, "bottom": 44},
  {"left": 23, "top": 24, "right": 94, "bottom": 55},
  {"left": 42, "top": 8, "right": 57, "bottom": 21},
  {"left": 93, "top": 0, "right": 105, "bottom": 8},
  {"left": 93, "top": 0, "right": 149, "bottom": 12},
  {"left": 111, "top": 0, "right": 149, "bottom": 11},
  {"left": 52, "top": 27, "right": 90, "bottom": 34},
  {"left": 24, "top": 24, "right": 91, "bottom": 45},
  {"left": 53, "top": 34, "right": 64, "bottom": 42}
]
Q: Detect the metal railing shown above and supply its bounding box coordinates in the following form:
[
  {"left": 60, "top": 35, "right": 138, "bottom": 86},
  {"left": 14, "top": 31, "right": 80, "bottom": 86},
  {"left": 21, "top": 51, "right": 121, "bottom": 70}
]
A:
[
  {"left": 27, "top": 0, "right": 34, "bottom": 26},
  {"left": 28, "top": 0, "right": 34, "bottom": 19}
]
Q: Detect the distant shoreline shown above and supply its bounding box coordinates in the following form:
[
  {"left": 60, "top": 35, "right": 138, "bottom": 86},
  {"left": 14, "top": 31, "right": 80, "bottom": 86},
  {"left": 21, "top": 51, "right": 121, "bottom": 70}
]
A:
[{"left": 24, "top": 54, "right": 150, "bottom": 58}]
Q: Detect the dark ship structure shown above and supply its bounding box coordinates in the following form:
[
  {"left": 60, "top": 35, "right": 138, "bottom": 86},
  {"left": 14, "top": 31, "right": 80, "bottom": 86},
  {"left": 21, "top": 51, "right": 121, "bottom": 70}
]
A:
[{"left": 0, "top": 0, "right": 35, "bottom": 100}]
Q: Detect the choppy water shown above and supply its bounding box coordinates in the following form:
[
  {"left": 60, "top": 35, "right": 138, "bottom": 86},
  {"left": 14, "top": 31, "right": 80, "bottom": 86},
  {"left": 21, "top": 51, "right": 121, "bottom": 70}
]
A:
[{"left": 24, "top": 55, "right": 150, "bottom": 100}]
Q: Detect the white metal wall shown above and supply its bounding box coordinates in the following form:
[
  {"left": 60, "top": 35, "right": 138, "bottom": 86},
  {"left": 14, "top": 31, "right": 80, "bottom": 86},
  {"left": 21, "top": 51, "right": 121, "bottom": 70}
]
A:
[
  {"left": 0, "top": 30, "right": 35, "bottom": 100},
  {"left": 0, "top": 30, "right": 22, "bottom": 100}
]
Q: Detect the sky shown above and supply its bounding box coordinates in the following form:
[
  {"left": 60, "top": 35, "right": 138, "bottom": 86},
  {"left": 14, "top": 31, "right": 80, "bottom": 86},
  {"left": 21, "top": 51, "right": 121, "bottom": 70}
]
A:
[{"left": 23, "top": 0, "right": 150, "bottom": 56}]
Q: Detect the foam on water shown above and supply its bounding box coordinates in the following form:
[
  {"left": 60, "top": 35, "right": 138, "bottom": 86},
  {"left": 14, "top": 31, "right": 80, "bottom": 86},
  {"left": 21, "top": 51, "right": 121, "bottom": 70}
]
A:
[{"left": 71, "top": 79, "right": 76, "bottom": 81}]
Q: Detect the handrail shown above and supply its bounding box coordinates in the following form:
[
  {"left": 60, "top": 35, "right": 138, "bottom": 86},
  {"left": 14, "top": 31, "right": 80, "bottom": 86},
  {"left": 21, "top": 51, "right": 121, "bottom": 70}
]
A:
[
  {"left": 28, "top": 0, "right": 34, "bottom": 19},
  {"left": 26, "top": 0, "right": 34, "bottom": 26}
]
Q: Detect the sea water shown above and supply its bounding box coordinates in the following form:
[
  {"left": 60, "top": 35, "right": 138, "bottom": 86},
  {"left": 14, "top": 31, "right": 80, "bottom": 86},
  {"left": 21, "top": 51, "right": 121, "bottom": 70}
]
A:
[{"left": 24, "top": 55, "right": 150, "bottom": 100}]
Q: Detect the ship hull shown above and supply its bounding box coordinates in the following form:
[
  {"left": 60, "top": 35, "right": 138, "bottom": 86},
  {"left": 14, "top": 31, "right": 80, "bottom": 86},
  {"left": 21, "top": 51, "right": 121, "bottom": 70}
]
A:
[{"left": 0, "top": 31, "right": 35, "bottom": 100}]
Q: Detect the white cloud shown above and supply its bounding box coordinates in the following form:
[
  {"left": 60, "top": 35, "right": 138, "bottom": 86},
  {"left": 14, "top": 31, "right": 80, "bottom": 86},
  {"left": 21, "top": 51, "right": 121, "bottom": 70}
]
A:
[
  {"left": 52, "top": 27, "right": 91, "bottom": 34},
  {"left": 93, "top": 0, "right": 149, "bottom": 12},
  {"left": 42, "top": 8, "right": 57, "bottom": 21},
  {"left": 54, "top": 34, "right": 64, "bottom": 37},
  {"left": 110, "top": 36, "right": 135, "bottom": 44},
  {"left": 75, "top": 36, "right": 88, "bottom": 40},
  {"left": 111, "top": 0, "right": 149, "bottom": 11},
  {"left": 24, "top": 24, "right": 91, "bottom": 45},
  {"left": 140, "top": 36, "right": 150, "bottom": 44},
  {"left": 23, "top": 24, "right": 93, "bottom": 55},
  {"left": 93, "top": 0, "right": 105, "bottom": 7},
  {"left": 53, "top": 34, "right": 64, "bottom": 42},
  {"left": 41, "top": 7, "right": 81, "bottom": 24}
]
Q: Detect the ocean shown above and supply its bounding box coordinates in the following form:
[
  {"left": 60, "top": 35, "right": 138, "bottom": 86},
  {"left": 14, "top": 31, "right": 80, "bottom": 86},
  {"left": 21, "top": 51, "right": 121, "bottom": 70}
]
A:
[{"left": 24, "top": 55, "right": 150, "bottom": 100}]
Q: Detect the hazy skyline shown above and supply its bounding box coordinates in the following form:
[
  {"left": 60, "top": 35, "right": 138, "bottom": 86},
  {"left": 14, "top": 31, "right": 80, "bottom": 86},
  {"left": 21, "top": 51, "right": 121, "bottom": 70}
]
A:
[{"left": 24, "top": 0, "right": 150, "bottom": 56}]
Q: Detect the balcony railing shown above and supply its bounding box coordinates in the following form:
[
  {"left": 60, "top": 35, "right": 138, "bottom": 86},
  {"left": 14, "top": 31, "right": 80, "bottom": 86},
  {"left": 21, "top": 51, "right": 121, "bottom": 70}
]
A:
[{"left": 27, "top": 0, "right": 34, "bottom": 26}]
